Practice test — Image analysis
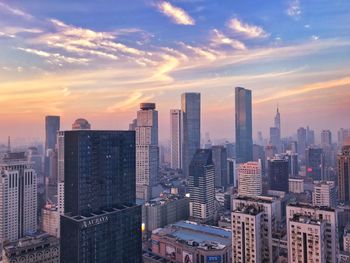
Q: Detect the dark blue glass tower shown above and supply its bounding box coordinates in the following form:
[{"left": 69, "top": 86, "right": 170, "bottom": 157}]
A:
[
  {"left": 235, "top": 87, "right": 253, "bottom": 163},
  {"left": 60, "top": 130, "right": 141, "bottom": 263}
]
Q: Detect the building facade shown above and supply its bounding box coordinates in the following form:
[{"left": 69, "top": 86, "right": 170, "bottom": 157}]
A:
[
  {"left": 60, "top": 130, "right": 142, "bottom": 263},
  {"left": 338, "top": 145, "right": 350, "bottom": 204},
  {"left": 268, "top": 156, "right": 289, "bottom": 192},
  {"left": 235, "top": 87, "right": 253, "bottom": 163},
  {"left": 136, "top": 103, "right": 159, "bottom": 201},
  {"left": 0, "top": 152, "right": 37, "bottom": 243},
  {"left": 212, "top": 145, "right": 228, "bottom": 188},
  {"left": 170, "top": 109, "right": 182, "bottom": 170},
  {"left": 312, "top": 181, "right": 336, "bottom": 207},
  {"left": 237, "top": 161, "right": 262, "bottom": 197},
  {"left": 189, "top": 149, "right": 215, "bottom": 224},
  {"left": 181, "top": 93, "right": 201, "bottom": 176}
]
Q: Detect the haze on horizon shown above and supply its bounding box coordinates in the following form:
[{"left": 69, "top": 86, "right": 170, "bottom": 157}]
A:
[{"left": 0, "top": 0, "right": 349, "bottom": 142}]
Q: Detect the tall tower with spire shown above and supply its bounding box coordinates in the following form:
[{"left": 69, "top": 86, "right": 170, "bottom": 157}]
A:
[{"left": 274, "top": 105, "right": 281, "bottom": 132}]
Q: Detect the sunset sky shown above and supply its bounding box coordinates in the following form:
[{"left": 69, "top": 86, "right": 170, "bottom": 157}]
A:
[{"left": 0, "top": 0, "right": 349, "bottom": 143}]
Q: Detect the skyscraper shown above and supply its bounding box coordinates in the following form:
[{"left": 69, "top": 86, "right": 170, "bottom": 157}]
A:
[
  {"left": 312, "top": 181, "right": 336, "bottom": 207},
  {"left": 45, "top": 116, "right": 60, "bottom": 154},
  {"left": 238, "top": 161, "right": 262, "bottom": 197},
  {"left": 337, "top": 144, "right": 350, "bottom": 204},
  {"left": 269, "top": 127, "right": 281, "bottom": 153},
  {"left": 235, "top": 87, "right": 252, "bottom": 163},
  {"left": 321, "top": 129, "right": 332, "bottom": 147},
  {"left": 268, "top": 156, "right": 289, "bottom": 192},
  {"left": 136, "top": 103, "right": 159, "bottom": 201},
  {"left": 274, "top": 105, "right": 281, "bottom": 131},
  {"left": 181, "top": 92, "right": 201, "bottom": 176},
  {"left": 212, "top": 145, "right": 228, "bottom": 188},
  {"left": 297, "top": 127, "right": 307, "bottom": 162},
  {"left": 60, "top": 130, "right": 141, "bottom": 263},
  {"left": 338, "top": 128, "right": 350, "bottom": 147},
  {"left": 305, "top": 147, "right": 325, "bottom": 181},
  {"left": 170, "top": 109, "right": 182, "bottom": 170},
  {"left": 189, "top": 149, "right": 215, "bottom": 224},
  {"left": 306, "top": 126, "right": 315, "bottom": 146},
  {"left": 0, "top": 152, "right": 37, "bottom": 242}
]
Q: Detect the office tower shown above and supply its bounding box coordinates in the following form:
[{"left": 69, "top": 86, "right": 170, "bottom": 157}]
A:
[
  {"left": 60, "top": 130, "right": 142, "bottom": 263},
  {"left": 268, "top": 156, "right": 289, "bottom": 192},
  {"left": 337, "top": 144, "right": 350, "bottom": 204},
  {"left": 181, "top": 92, "right": 201, "bottom": 176},
  {"left": 57, "top": 132, "right": 65, "bottom": 219},
  {"left": 232, "top": 206, "right": 263, "bottom": 263},
  {"left": 305, "top": 147, "right": 325, "bottom": 180},
  {"left": 71, "top": 118, "right": 91, "bottom": 130},
  {"left": 188, "top": 149, "right": 215, "bottom": 224},
  {"left": 46, "top": 148, "right": 58, "bottom": 204},
  {"left": 235, "top": 87, "right": 253, "bottom": 163},
  {"left": 225, "top": 142, "right": 236, "bottom": 158},
  {"left": 269, "top": 127, "right": 281, "bottom": 153},
  {"left": 238, "top": 161, "right": 262, "bottom": 197},
  {"left": 170, "top": 109, "right": 182, "bottom": 170},
  {"left": 150, "top": 221, "right": 231, "bottom": 263},
  {"left": 297, "top": 127, "right": 306, "bottom": 161},
  {"left": 42, "top": 203, "right": 59, "bottom": 237},
  {"left": 306, "top": 126, "right": 315, "bottom": 146},
  {"left": 27, "top": 146, "right": 43, "bottom": 183},
  {"left": 257, "top": 131, "right": 264, "bottom": 145},
  {"left": 286, "top": 203, "right": 338, "bottom": 263},
  {"left": 45, "top": 116, "right": 60, "bottom": 153},
  {"left": 227, "top": 158, "right": 236, "bottom": 187},
  {"left": 0, "top": 152, "right": 37, "bottom": 242},
  {"left": 290, "top": 141, "right": 298, "bottom": 154},
  {"left": 136, "top": 103, "right": 159, "bottom": 201},
  {"left": 274, "top": 106, "right": 280, "bottom": 130},
  {"left": 2, "top": 233, "right": 60, "bottom": 263},
  {"left": 142, "top": 194, "right": 189, "bottom": 236},
  {"left": 232, "top": 196, "right": 281, "bottom": 263},
  {"left": 312, "top": 181, "right": 336, "bottom": 207},
  {"left": 252, "top": 144, "right": 265, "bottom": 162},
  {"left": 338, "top": 128, "right": 350, "bottom": 147},
  {"left": 203, "top": 133, "right": 212, "bottom": 149},
  {"left": 288, "top": 214, "right": 326, "bottom": 263},
  {"left": 129, "top": 118, "right": 137, "bottom": 131},
  {"left": 321, "top": 129, "right": 332, "bottom": 147},
  {"left": 212, "top": 145, "right": 228, "bottom": 188}
]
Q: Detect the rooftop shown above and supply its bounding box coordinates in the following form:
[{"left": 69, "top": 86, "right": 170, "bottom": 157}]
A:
[
  {"left": 288, "top": 202, "right": 336, "bottom": 212},
  {"left": 153, "top": 220, "right": 231, "bottom": 250}
]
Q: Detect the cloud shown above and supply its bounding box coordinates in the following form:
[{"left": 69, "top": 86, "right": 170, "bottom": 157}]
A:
[
  {"left": 0, "top": 2, "right": 33, "bottom": 19},
  {"left": 17, "top": 47, "right": 89, "bottom": 65},
  {"left": 211, "top": 29, "right": 247, "bottom": 50},
  {"left": 287, "top": 0, "right": 301, "bottom": 19},
  {"left": 228, "top": 18, "right": 269, "bottom": 38},
  {"left": 155, "top": 1, "right": 195, "bottom": 25},
  {"left": 311, "top": 35, "right": 319, "bottom": 41}
]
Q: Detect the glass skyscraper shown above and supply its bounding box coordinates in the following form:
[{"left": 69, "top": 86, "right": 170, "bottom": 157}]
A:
[
  {"left": 60, "top": 130, "right": 142, "bottom": 263},
  {"left": 45, "top": 115, "right": 60, "bottom": 153},
  {"left": 181, "top": 92, "right": 201, "bottom": 176},
  {"left": 235, "top": 87, "right": 252, "bottom": 163}
]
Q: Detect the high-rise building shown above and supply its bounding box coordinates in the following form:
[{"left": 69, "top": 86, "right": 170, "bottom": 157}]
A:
[
  {"left": 232, "top": 205, "right": 263, "bottom": 263},
  {"left": 232, "top": 195, "right": 281, "bottom": 263},
  {"left": 41, "top": 204, "right": 59, "bottom": 237},
  {"left": 269, "top": 127, "right": 281, "bottom": 153},
  {"left": 60, "top": 130, "right": 142, "bottom": 263},
  {"left": 321, "top": 129, "right": 332, "bottom": 147},
  {"left": 181, "top": 93, "right": 201, "bottom": 176},
  {"left": 212, "top": 145, "right": 228, "bottom": 188},
  {"left": 268, "top": 156, "right": 289, "bottom": 192},
  {"left": 71, "top": 118, "right": 91, "bottom": 130},
  {"left": 286, "top": 203, "right": 338, "bottom": 263},
  {"left": 227, "top": 158, "right": 236, "bottom": 187},
  {"left": 338, "top": 128, "right": 350, "bottom": 147},
  {"left": 235, "top": 87, "right": 253, "bottom": 163},
  {"left": 287, "top": 214, "right": 326, "bottom": 263},
  {"left": 0, "top": 152, "right": 37, "bottom": 242},
  {"left": 306, "top": 126, "right": 315, "bottom": 146},
  {"left": 188, "top": 149, "right": 215, "bottom": 224},
  {"left": 274, "top": 106, "right": 281, "bottom": 131},
  {"left": 297, "top": 127, "right": 307, "bottom": 162},
  {"left": 170, "top": 109, "right": 182, "bottom": 170},
  {"left": 284, "top": 151, "right": 299, "bottom": 177},
  {"left": 305, "top": 147, "right": 325, "bottom": 180},
  {"left": 45, "top": 116, "right": 60, "bottom": 154},
  {"left": 129, "top": 118, "right": 137, "bottom": 131},
  {"left": 136, "top": 103, "right": 159, "bottom": 201},
  {"left": 312, "top": 181, "right": 336, "bottom": 207},
  {"left": 337, "top": 144, "right": 350, "bottom": 204},
  {"left": 238, "top": 161, "right": 262, "bottom": 197}
]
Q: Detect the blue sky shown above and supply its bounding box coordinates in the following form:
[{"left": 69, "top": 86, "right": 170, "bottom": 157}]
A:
[{"left": 0, "top": 0, "right": 349, "bottom": 142}]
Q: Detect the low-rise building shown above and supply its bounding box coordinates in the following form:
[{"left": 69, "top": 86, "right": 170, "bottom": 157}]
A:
[
  {"left": 151, "top": 220, "right": 231, "bottom": 263},
  {"left": 2, "top": 232, "right": 59, "bottom": 263}
]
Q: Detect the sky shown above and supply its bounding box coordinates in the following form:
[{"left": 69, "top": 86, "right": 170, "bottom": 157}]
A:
[{"left": 0, "top": 0, "right": 349, "bottom": 144}]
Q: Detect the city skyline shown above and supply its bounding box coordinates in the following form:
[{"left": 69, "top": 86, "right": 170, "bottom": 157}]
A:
[{"left": 0, "top": 0, "right": 349, "bottom": 140}]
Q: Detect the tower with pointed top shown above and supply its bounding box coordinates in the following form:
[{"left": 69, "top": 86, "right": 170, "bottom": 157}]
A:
[{"left": 274, "top": 105, "right": 281, "bottom": 132}]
